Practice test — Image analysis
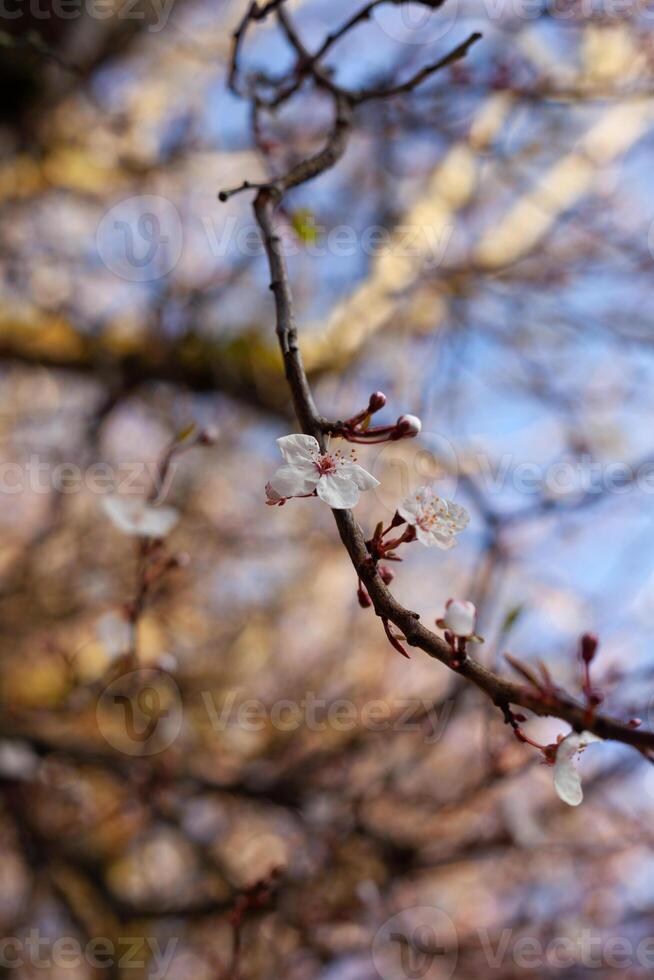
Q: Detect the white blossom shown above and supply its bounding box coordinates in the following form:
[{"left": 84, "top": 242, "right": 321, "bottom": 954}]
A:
[
  {"left": 96, "top": 611, "right": 131, "bottom": 661},
  {"left": 157, "top": 652, "right": 178, "bottom": 673},
  {"left": 102, "top": 496, "right": 179, "bottom": 539},
  {"left": 398, "top": 486, "right": 469, "bottom": 548},
  {"left": 553, "top": 730, "right": 601, "bottom": 806},
  {"left": 0, "top": 740, "right": 39, "bottom": 781},
  {"left": 441, "top": 599, "right": 477, "bottom": 637},
  {"left": 268, "top": 434, "right": 379, "bottom": 509}
]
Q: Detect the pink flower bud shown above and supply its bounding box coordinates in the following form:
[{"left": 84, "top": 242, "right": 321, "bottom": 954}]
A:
[
  {"left": 580, "top": 632, "right": 599, "bottom": 664},
  {"left": 394, "top": 414, "right": 422, "bottom": 438},
  {"left": 198, "top": 425, "right": 219, "bottom": 446},
  {"left": 357, "top": 586, "right": 372, "bottom": 608},
  {"left": 169, "top": 551, "right": 191, "bottom": 569},
  {"left": 368, "top": 391, "right": 387, "bottom": 413},
  {"left": 441, "top": 599, "right": 477, "bottom": 638},
  {"left": 379, "top": 565, "right": 394, "bottom": 585}
]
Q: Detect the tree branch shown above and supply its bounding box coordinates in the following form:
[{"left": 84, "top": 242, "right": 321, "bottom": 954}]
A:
[
  {"left": 222, "top": 5, "right": 654, "bottom": 758},
  {"left": 353, "top": 32, "right": 482, "bottom": 103}
]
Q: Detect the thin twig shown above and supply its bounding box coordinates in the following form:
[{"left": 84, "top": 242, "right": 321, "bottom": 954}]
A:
[{"left": 354, "top": 32, "right": 482, "bottom": 103}]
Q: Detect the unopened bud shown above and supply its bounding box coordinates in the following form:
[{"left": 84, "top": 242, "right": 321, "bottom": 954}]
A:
[
  {"left": 393, "top": 414, "right": 422, "bottom": 439},
  {"left": 580, "top": 632, "right": 599, "bottom": 664},
  {"left": 439, "top": 599, "right": 477, "bottom": 638},
  {"left": 170, "top": 551, "right": 191, "bottom": 569},
  {"left": 357, "top": 586, "right": 372, "bottom": 608},
  {"left": 368, "top": 391, "right": 387, "bottom": 413},
  {"left": 198, "top": 425, "right": 219, "bottom": 446},
  {"left": 379, "top": 565, "right": 394, "bottom": 585}
]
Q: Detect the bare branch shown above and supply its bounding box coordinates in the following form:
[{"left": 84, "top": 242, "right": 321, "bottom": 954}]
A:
[
  {"left": 228, "top": 0, "right": 478, "bottom": 111},
  {"left": 353, "top": 31, "right": 482, "bottom": 103},
  {"left": 228, "top": 0, "right": 289, "bottom": 97}
]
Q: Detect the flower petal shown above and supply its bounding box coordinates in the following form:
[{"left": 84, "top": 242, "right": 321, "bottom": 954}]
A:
[
  {"left": 445, "top": 500, "right": 470, "bottom": 530},
  {"left": 277, "top": 434, "right": 319, "bottom": 465},
  {"left": 316, "top": 473, "right": 360, "bottom": 508},
  {"left": 579, "top": 732, "right": 602, "bottom": 748},
  {"left": 269, "top": 464, "right": 319, "bottom": 498},
  {"left": 339, "top": 460, "right": 380, "bottom": 491},
  {"left": 96, "top": 611, "right": 131, "bottom": 660},
  {"left": 265, "top": 482, "right": 283, "bottom": 502},
  {"left": 553, "top": 731, "right": 600, "bottom": 806},
  {"left": 398, "top": 501, "right": 418, "bottom": 523},
  {"left": 443, "top": 600, "right": 476, "bottom": 637},
  {"left": 398, "top": 491, "right": 426, "bottom": 523},
  {"left": 399, "top": 487, "right": 443, "bottom": 524},
  {"left": 142, "top": 506, "right": 179, "bottom": 539},
  {"left": 553, "top": 750, "right": 583, "bottom": 806},
  {"left": 102, "top": 497, "right": 179, "bottom": 538},
  {"left": 103, "top": 496, "right": 138, "bottom": 534},
  {"left": 416, "top": 526, "right": 456, "bottom": 549}
]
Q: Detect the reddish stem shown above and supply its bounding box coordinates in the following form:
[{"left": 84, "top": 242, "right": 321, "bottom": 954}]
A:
[{"left": 382, "top": 616, "right": 410, "bottom": 658}]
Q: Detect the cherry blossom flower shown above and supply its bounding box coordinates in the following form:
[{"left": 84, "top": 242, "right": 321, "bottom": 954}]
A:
[
  {"left": 553, "top": 730, "right": 601, "bottom": 806},
  {"left": 102, "top": 496, "right": 179, "bottom": 539},
  {"left": 438, "top": 599, "right": 478, "bottom": 638},
  {"left": 267, "top": 434, "right": 379, "bottom": 508},
  {"left": 398, "top": 486, "right": 469, "bottom": 548}
]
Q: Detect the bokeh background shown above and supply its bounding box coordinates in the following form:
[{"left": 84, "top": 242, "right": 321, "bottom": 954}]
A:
[{"left": 1, "top": 0, "right": 654, "bottom": 976}]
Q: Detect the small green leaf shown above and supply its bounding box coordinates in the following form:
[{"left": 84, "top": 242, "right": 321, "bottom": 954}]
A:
[
  {"left": 175, "top": 422, "right": 197, "bottom": 444},
  {"left": 501, "top": 604, "right": 524, "bottom": 635},
  {"left": 290, "top": 209, "right": 319, "bottom": 245}
]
